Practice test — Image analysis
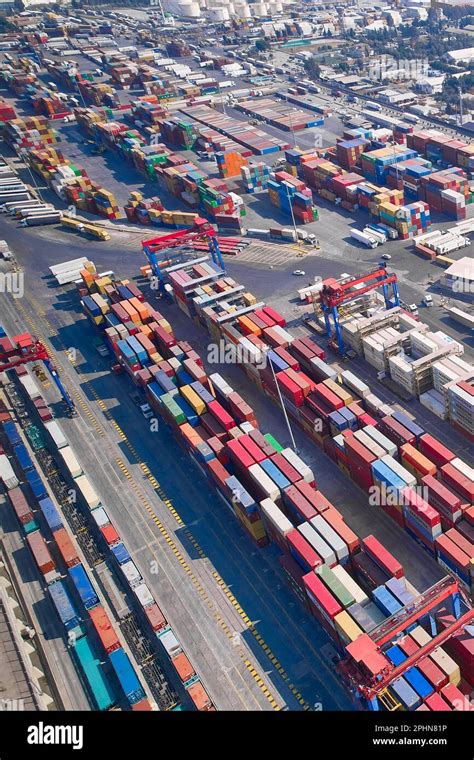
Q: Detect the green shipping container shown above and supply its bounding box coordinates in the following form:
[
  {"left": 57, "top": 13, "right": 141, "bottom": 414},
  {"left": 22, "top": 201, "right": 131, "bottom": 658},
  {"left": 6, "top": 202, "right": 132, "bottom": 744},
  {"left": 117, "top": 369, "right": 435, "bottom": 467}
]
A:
[
  {"left": 264, "top": 433, "right": 284, "bottom": 453},
  {"left": 161, "top": 394, "right": 186, "bottom": 425},
  {"left": 73, "top": 636, "right": 115, "bottom": 711},
  {"left": 316, "top": 565, "right": 355, "bottom": 609}
]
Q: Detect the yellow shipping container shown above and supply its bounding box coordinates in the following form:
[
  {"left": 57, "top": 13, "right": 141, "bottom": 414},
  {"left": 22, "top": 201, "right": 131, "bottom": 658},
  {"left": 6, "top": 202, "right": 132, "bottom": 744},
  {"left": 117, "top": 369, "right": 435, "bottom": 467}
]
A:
[
  {"left": 323, "top": 378, "right": 353, "bottom": 406},
  {"left": 90, "top": 293, "right": 109, "bottom": 315},
  {"left": 334, "top": 611, "right": 363, "bottom": 645},
  {"left": 180, "top": 385, "right": 206, "bottom": 416},
  {"left": 243, "top": 292, "right": 257, "bottom": 306}
]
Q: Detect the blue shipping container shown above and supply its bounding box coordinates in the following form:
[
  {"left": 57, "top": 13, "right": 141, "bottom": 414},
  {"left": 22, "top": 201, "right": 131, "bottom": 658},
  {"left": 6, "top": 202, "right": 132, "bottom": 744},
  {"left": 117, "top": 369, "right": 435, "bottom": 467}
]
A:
[
  {"left": 389, "top": 676, "right": 421, "bottom": 710},
  {"left": 48, "top": 580, "right": 80, "bottom": 630},
  {"left": 26, "top": 470, "right": 47, "bottom": 500},
  {"left": 391, "top": 411, "right": 424, "bottom": 440},
  {"left": 69, "top": 564, "right": 99, "bottom": 610},
  {"left": 13, "top": 443, "right": 34, "bottom": 472},
  {"left": 39, "top": 497, "right": 63, "bottom": 532},
  {"left": 3, "top": 421, "right": 21, "bottom": 446},
  {"left": 108, "top": 648, "right": 145, "bottom": 704},
  {"left": 111, "top": 542, "right": 131, "bottom": 565}
]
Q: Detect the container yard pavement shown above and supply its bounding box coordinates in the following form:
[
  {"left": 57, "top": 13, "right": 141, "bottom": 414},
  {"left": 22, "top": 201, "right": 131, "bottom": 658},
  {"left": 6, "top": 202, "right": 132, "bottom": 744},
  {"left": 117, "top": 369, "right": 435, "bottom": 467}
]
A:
[{"left": 0, "top": 292, "right": 356, "bottom": 712}]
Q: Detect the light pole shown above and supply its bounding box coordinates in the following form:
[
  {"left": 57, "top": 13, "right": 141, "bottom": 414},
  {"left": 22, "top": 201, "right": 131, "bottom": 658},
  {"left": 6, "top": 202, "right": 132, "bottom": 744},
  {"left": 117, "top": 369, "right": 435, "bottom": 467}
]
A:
[
  {"left": 288, "top": 108, "right": 296, "bottom": 148},
  {"left": 269, "top": 355, "right": 299, "bottom": 454},
  {"left": 285, "top": 182, "right": 298, "bottom": 239}
]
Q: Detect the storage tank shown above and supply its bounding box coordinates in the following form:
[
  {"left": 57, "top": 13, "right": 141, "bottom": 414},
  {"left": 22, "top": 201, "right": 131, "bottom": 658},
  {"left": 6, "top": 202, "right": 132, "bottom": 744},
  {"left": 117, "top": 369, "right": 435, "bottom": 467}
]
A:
[
  {"left": 234, "top": 2, "right": 251, "bottom": 17},
  {"left": 249, "top": 2, "right": 269, "bottom": 16},
  {"left": 207, "top": 6, "right": 230, "bottom": 20}
]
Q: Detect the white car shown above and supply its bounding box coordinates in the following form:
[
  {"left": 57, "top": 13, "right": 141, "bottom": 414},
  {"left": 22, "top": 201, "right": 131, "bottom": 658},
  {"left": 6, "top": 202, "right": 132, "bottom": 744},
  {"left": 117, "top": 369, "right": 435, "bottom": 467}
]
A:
[
  {"left": 293, "top": 269, "right": 306, "bottom": 276},
  {"left": 380, "top": 253, "right": 391, "bottom": 260}
]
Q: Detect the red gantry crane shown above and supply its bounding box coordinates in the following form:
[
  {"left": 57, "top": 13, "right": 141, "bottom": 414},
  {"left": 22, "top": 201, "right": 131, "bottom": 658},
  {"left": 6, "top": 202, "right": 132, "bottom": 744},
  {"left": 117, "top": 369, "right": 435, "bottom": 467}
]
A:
[
  {"left": 318, "top": 265, "right": 400, "bottom": 357},
  {"left": 0, "top": 333, "right": 76, "bottom": 416},
  {"left": 141, "top": 217, "right": 224, "bottom": 293}
]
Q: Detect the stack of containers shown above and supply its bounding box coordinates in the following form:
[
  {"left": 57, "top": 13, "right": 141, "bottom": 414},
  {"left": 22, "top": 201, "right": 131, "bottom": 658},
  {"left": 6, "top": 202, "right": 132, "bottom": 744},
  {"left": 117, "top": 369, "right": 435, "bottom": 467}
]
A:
[
  {"left": 447, "top": 380, "right": 474, "bottom": 442},
  {"left": 240, "top": 162, "right": 271, "bottom": 193},
  {"left": 419, "top": 168, "right": 470, "bottom": 220},
  {"left": 267, "top": 171, "right": 318, "bottom": 224},
  {"left": 360, "top": 145, "right": 417, "bottom": 185},
  {"left": 336, "top": 138, "right": 370, "bottom": 170},
  {"left": 215, "top": 151, "right": 248, "bottom": 180}
]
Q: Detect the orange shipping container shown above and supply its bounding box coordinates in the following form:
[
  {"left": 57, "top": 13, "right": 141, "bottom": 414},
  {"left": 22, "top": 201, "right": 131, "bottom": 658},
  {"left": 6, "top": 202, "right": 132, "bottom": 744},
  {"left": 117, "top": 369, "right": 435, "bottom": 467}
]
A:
[
  {"left": 120, "top": 300, "right": 140, "bottom": 323},
  {"left": 400, "top": 443, "right": 437, "bottom": 480},
  {"left": 237, "top": 315, "right": 261, "bottom": 337},
  {"left": 129, "top": 297, "right": 149, "bottom": 321},
  {"left": 53, "top": 527, "right": 80, "bottom": 568},
  {"left": 89, "top": 605, "right": 121, "bottom": 653},
  {"left": 187, "top": 681, "right": 212, "bottom": 711},
  {"left": 172, "top": 651, "right": 195, "bottom": 683}
]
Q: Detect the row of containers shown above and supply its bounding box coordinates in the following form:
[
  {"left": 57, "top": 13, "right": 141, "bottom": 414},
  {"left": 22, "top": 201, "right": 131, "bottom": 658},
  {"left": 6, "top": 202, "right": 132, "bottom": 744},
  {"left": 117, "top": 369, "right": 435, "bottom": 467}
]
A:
[
  {"left": 0, "top": 347, "right": 214, "bottom": 712},
  {"left": 73, "top": 108, "right": 246, "bottom": 231},
  {"left": 76, "top": 264, "right": 474, "bottom": 709}
]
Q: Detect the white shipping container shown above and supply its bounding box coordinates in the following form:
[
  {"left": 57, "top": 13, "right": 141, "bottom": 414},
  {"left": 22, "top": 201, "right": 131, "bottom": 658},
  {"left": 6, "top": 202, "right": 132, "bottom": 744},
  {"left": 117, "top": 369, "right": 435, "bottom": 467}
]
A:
[
  {"left": 362, "top": 425, "right": 398, "bottom": 457},
  {"left": 208, "top": 372, "right": 233, "bottom": 399},
  {"left": 59, "top": 445, "right": 83, "bottom": 478},
  {"left": 121, "top": 560, "right": 142, "bottom": 588},
  {"left": 158, "top": 628, "right": 181, "bottom": 657},
  {"left": 44, "top": 420, "right": 68, "bottom": 450},
  {"left": 91, "top": 506, "right": 110, "bottom": 527},
  {"left": 74, "top": 475, "right": 100, "bottom": 509},
  {"left": 380, "top": 455, "right": 417, "bottom": 488},
  {"left": 18, "top": 374, "right": 41, "bottom": 400},
  {"left": 298, "top": 522, "right": 336, "bottom": 566},
  {"left": 354, "top": 430, "right": 386, "bottom": 460},
  {"left": 340, "top": 370, "right": 370, "bottom": 398},
  {"left": 310, "top": 515, "right": 349, "bottom": 563},
  {"left": 280, "top": 448, "right": 314, "bottom": 485},
  {"left": 248, "top": 463, "right": 280, "bottom": 502},
  {"left": 450, "top": 457, "right": 474, "bottom": 483},
  {"left": 260, "top": 498, "right": 293, "bottom": 537},
  {"left": 0, "top": 454, "right": 19, "bottom": 489},
  {"left": 331, "top": 564, "right": 369, "bottom": 606},
  {"left": 49, "top": 257, "right": 88, "bottom": 276},
  {"left": 134, "top": 582, "right": 154, "bottom": 608}
]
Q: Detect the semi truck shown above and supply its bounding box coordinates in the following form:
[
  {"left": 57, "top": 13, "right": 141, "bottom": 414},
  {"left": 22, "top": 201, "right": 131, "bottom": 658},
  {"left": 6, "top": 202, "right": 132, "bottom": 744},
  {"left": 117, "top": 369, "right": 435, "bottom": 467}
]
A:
[{"left": 350, "top": 229, "right": 379, "bottom": 248}]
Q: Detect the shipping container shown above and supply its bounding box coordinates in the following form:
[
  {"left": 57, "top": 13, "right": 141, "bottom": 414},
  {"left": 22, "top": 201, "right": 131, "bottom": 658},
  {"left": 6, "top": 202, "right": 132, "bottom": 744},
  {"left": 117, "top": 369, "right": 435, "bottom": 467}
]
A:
[
  {"left": 73, "top": 635, "right": 115, "bottom": 711},
  {"left": 69, "top": 563, "right": 99, "bottom": 610},
  {"left": 89, "top": 605, "right": 121, "bottom": 654},
  {"left": 48, "top": 580, "right": 80, "bottom": 630},
  {"left": 108, "top": 648, "right": 145, "bottom": 705},
  {"left": 54, "top": 527, "right": 80, "bottom": 568},
  {"left": 362, "top": 535, "right": 404, "bottom": 579},
  {"left": 27, "top": 531, "right": 56, "bottom": 576}
]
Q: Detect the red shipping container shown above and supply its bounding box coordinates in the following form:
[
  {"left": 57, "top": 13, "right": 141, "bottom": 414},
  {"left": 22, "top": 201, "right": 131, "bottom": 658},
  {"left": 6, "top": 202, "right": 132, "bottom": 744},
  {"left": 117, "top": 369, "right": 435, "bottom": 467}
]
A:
[
  {"left": 419, "top": 434, "right": 455, "bottom": 467},
  {"left": 248, "top": 429, "right": 277, "bottom": 457},
  {"left": 286, "top": 528, "right": 322, "bottom": 571},
  {"left": 435, "top": 534, "right": 470, "bottom": 576},
  {"left": 101, "top": 524, "right": 120, "bottom": 546},
  {"left": 276, "top": 371, "right": 304, "bottom": 407},
  {"left": 238, "top": 434, "right": 266, "bottom": 463},
  {"left": 424, "top": 693, "right": 452, "bottom": 711},
  {"left": 27, "top": 531, "right": 56, "bottom": 575},
  {"left": 8, "top": 487, "right": 33, "bottom": 525},
  {"left": 254, "top": 308, "right": 276, "bottom": 328},
  {"left": 441, "top": 462, "right": 474, "bottom": 503},
  {"left": 273, "top": 346, "right": 300, "bottom": 370},
  {"left": 303, "top": 571, "right": 343, "bottom": 621},
  {"left": 313, "top": 382, "right": 344, "bottom": 411},
  {"left": 89, "top": 605, "right": 121, "bottom": 654},
  {"left": 172, "top": 651, "right": 195, "bottom": 683},
  {"left": 206, "top": 458, "right": 231, "bottom": 492},
  {"left": 294, "top": 482, "right": 329, "bottom": 512},
  {"left": 402, "top": 487, "right": 441, "bottom": 528},
  {"left": 441, "top": 683, "right": 473, "bottom": 711},
  {"left": 227, "top": 392, "right": 257, "bottom": 425},
  {"left": 262, "top": 306, "right": 285, "bottom": 327},
  {"left": 53, "top": 527, "right": 80, "bottom": 567},
  {"left": 208, "top": 400, "right": 234, "bottom": 431},
  {"left": 379, "top": 416, "right": 416, "bottom": 447},
  {"left": 144, "top": 602, "right": 166, "bottom": 632},
  {"left": 226, "top": 439, "right": 255, "bottom": 469},
  {"left": 421, "top": 474, "right": 462, "bottom": 523},
  {"left": 362, "top": 535, "right": 404, "bottom": 579},
  {"left": 283, "top": 485, "right": 317, "bottom": 523},
  {"left": 445, "top": 528, "right": 473, "bottom": 558},
  {"left": 270, "top": 453, "right": 302, "bottom": 485}
]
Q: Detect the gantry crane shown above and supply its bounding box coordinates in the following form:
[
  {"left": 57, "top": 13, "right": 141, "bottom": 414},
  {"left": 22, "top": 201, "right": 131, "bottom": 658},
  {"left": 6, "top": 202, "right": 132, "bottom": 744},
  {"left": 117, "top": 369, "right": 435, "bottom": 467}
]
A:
[
  {"left": 318, "top": 265, "right": 400, "bottom": 357},
  {"left": 340, "top": 576, "right": 471, "bottom": 711},
  {"left": 0, "top": 335, "right": 76, "bottom": 416},
  {"left": 141, "top": 217, "right": 224, "bottom": 292}
]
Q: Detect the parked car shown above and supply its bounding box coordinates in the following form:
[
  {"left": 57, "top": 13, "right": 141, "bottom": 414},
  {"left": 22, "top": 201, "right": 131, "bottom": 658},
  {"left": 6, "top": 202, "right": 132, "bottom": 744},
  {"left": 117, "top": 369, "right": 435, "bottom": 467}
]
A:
[{"left": 293, "top": 269, "right": 306, "bottom": 276}]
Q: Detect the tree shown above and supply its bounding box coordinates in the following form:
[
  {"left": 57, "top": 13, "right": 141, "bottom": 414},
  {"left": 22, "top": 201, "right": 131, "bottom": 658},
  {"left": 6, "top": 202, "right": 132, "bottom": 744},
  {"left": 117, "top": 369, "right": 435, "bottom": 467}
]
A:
[
  {"left": 255, "top": 37, "right": 270, "bottom": 52},
  {"left": 303, "top": 57, "right": 321, "bottom": 80}
]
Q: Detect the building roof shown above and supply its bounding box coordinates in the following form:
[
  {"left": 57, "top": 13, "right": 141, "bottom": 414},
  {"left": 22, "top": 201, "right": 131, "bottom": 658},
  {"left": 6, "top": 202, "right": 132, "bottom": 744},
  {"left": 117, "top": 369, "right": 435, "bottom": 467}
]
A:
[
  {"left": 446, "top": 47, "right": 474, "bottom": 62},
  {"left": 444, "top": 256, "right": 474, "bottom": 282}
]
